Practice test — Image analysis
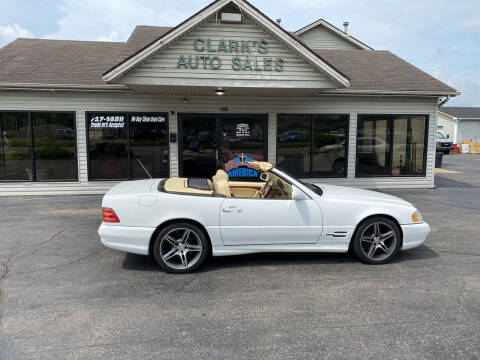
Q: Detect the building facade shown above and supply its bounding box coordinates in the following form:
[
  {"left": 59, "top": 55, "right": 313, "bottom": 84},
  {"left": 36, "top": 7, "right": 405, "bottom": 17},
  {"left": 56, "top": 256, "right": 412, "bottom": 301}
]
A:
[
  {"left": 0, "top": 0, "right": 459, "bottom": 195},
  {"left": 438, "top": 107, "right": 480, "bottom": 145}
]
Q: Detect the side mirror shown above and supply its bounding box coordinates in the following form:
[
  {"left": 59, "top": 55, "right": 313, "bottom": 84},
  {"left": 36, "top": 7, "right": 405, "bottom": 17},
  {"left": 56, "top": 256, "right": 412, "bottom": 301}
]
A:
[
  {"left": 447, "top": 134, "right": 450, "bottom": 139},
  {"left": 292, "top": 186, "right": 308, "bottom": 201}
]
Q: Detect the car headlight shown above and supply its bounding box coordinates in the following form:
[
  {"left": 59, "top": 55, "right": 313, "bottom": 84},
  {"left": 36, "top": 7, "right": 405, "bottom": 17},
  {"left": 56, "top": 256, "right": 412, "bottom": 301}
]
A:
[{"left": 411, "top": 210, "right": 424, "bottom": 223}]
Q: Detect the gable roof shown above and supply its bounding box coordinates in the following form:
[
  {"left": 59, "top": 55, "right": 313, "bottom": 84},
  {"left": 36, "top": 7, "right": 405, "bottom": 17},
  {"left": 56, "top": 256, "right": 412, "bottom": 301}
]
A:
[
  {"left": 295, "top": 19, "right": 372, "bottom": 50},
  {"left": 314, "top": 49, "right": 458, "bottom": 95},
  {"left": 102, "top": 0, "right": 351, "bottom": 88},
  {"left": 440, "top": 107, "right": 480, "bottom": 119}
]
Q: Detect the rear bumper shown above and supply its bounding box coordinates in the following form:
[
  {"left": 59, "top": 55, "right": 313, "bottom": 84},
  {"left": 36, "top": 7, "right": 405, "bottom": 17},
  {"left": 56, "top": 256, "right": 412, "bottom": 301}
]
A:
[
  {"left": 400, "top": 222, "right": 430, "bottom": 250},
  {"left": 98, "top": 223, "right": 155, "bottom": 255}
]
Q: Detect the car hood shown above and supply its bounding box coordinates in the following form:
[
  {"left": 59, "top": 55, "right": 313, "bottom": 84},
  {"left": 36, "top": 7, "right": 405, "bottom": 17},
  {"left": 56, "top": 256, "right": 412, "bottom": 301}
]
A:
[{"left": 313, "top": 184, "right": 413, "bottom": 207}]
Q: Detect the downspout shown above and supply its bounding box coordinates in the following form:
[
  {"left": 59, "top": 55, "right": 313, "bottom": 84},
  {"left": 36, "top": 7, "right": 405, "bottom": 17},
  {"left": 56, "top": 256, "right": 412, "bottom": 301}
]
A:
[{"left": 438, "top": 95, "right": 450, "bottom": 108}]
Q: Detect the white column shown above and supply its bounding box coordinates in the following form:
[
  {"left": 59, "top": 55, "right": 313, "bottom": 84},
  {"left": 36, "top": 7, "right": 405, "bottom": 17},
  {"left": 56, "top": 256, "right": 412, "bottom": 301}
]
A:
[
  {"left": 268, "top": 112, "right": 277, "bottom": 164},
  {"left": 347, "top": 112, "right": 357, "bottom": 180},
  {"left": 169, "top": 111, "right": 179, "bottom": 177},
  {"left": 75, "top": 110, "right": 89, "bottom": 183}
]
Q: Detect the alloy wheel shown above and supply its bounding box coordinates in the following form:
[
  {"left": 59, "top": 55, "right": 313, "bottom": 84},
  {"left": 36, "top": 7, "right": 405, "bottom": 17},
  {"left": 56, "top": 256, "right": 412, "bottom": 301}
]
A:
[
  {"left": 359, "top": 222, "right": 397, "bottom": 261},
  {"left": 159, "top": 228, "right": 203, "bottom": 270}
]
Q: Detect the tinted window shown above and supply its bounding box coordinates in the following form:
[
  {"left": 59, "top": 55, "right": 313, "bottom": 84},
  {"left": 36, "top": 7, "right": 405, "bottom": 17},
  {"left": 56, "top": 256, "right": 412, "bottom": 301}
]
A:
[
  {"left": 0, "top": 112, "right": 31, "bottom": 181},
  {"left": 130, "top": 113, "right": 169, "bottom": 179},
  {"left": 277, "top": 115, "right": 311, "bottom": 177},
  {"left": 356, "top": 115, "right": 427, "bottom": 177},
  {"left": 1, "top": 111, "right": 77, "bottom": 182},
  {"left": 87, "top": 112, "right": 169, "bottom": 180},
  {"left": 356, "top": 116, "right": 391, "bottom": 177},
  {"left": 277, "top": 114, "right": 348, "bottom": 178},
  {"left": 88, "top": 113, "right": 129, "bottom": 180},
  {"left": 32, "top": 112, "right": 77, "bottom": 181}
]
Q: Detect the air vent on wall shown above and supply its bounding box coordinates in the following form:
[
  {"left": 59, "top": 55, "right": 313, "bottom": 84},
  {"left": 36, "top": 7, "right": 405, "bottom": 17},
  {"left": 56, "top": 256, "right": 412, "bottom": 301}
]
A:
[{"left": 221, "top": 12, "right": 242, "bottom": 23}]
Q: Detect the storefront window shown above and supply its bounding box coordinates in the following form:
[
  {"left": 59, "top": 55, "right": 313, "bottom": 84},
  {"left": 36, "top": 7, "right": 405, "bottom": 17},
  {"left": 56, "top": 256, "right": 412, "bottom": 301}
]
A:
[
  {"left": 356, "top": 115, "right": 427, "bottom": 177},
  {"left": 32, "top": 112, "right": 77, "bottom": 181},
  {"left": 277, "top": 114, "right": 348, "bottom": 178},
  {"left": 87, "top": 112, "right": 169, "bottom": 181},
  {"left": 0, "top": 111, "right": 77, "bottom": 182},
  {"left": 130, "top": 113, "right": 169, "bottom": 179},
  {"left": 0, "top": 112, "right": 31, "bottom": 181}
]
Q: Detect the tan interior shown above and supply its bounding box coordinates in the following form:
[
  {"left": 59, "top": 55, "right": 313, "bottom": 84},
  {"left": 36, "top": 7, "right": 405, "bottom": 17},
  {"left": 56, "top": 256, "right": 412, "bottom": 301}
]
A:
[{"left": 162, "top": 162, "right": 292, "bottom": 199}]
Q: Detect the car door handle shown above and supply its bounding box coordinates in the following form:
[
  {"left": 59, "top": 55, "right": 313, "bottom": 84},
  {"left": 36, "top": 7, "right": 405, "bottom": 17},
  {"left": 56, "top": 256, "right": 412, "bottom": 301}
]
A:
[{"left": 222, "top": 208, "right": 242, "bottom": 213}]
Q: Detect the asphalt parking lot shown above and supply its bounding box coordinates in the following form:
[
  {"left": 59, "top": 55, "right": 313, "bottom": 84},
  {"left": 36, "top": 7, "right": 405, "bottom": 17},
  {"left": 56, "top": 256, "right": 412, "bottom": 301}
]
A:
[{"left": 1, "top": 154, "right": 479, "bottom": 359}]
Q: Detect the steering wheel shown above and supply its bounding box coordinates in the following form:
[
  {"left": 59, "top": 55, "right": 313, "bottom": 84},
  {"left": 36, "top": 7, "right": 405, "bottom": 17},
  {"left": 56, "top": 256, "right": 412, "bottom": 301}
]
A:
[{"left": 260, "top": 176, "right": 274, "bottom": 198}]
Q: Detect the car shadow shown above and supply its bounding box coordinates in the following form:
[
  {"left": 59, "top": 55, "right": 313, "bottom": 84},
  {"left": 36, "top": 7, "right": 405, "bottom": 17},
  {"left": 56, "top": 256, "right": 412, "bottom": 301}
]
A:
[{"left": 122, "top": 244, "right": 439, "bottom": 273}]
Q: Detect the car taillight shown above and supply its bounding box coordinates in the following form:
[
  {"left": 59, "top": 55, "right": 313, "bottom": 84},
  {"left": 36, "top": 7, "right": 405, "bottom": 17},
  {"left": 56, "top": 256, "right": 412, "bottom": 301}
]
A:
[{"left": 102, "top": 207, "right": 120, "bottom": 223}]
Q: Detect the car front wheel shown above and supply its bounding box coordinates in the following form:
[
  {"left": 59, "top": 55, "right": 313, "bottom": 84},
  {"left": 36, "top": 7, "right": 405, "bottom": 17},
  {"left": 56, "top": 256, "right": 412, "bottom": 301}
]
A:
[
  {"left": 352, "top": 217, "right": 401, "bottom": 264},
  {"left": 153, "top": 222, "right": 209, "bottom": 273}
]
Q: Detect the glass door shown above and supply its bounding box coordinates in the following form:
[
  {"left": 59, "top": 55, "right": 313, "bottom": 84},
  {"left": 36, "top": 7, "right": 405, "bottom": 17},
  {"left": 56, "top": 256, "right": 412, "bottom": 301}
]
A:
[
  {"left": 179, "top": 114, "right": 218, "bottom": 178},
  {"left": 179, "top": 114, "right": 267, "bottom": 179},
  {"left": 219, "top": 114, "right": 267, "bottom": 181}
]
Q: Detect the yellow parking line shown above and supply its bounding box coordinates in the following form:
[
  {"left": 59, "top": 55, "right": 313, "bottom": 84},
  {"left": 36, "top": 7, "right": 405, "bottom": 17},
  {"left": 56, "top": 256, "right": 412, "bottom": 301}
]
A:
[{"left": 435, "top": 168, "right": 461, "bottom": 174}]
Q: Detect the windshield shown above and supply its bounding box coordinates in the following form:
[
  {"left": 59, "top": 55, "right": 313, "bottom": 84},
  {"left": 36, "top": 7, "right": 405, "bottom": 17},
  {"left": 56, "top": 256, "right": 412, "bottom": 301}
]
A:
[
  {"left": 436, "top": 132, "right": 447, "bottom": 140},
  {"left": 272, "top": 166, "right": 323, "bottom": 196}
]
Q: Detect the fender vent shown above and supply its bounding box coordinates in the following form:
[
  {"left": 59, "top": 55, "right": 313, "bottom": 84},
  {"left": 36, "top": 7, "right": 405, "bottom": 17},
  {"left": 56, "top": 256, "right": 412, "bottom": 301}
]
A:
[{"left": 326, "top": 231, "right": 348, "bottom": 238}]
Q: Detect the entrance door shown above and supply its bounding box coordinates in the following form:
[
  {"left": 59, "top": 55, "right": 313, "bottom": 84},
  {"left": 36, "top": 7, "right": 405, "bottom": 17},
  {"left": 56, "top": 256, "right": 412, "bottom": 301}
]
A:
[
  {"left": 180, "top": 114, "right": 218, "bottom": 178},
  {"left": 179, "top": 114, "right": 267, "bottom": 178}
]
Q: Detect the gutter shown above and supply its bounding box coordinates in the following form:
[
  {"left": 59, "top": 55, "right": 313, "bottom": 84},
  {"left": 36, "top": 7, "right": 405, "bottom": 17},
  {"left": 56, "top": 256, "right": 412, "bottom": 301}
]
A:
[
  {"left": 0, "top": 83, "right": 131, "bottom": 93},
  {"left": 313, "top": 89, "right": 460, "bottom": 97},
  {"left": 438, "top": 95, "right": 451, "bottom": 107}
]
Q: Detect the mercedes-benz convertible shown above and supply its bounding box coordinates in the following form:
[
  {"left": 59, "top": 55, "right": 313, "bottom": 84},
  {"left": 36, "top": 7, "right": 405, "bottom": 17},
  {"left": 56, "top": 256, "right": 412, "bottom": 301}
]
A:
[{"left": 98, "top": 161, "right": 430, "bottom": 273}]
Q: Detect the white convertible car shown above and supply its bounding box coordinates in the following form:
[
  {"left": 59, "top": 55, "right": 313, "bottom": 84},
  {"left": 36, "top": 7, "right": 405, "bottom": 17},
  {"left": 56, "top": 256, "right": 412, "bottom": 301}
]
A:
[{"left": 99, "top": 161, "right": 430, "bottom": 273}]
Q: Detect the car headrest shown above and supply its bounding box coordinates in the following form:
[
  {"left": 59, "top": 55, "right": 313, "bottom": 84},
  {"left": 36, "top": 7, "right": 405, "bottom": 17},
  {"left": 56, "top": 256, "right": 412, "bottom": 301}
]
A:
[{"left": 215, "top": 169, "right": 229, "bottom": 182}]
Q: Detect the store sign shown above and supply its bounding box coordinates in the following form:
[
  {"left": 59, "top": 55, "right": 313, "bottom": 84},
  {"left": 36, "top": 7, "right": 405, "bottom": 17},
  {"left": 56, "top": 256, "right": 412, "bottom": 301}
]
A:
[
  {"left": 177, "top": 38, "right": 284, "bottom": 72},
  {"left": 225, "top": 153, "right": 259, "bottom": 178},
  {"left": 236, "top": 123, "right": 250, "bottom": 137},
  {"left": 90, "top": 116, "right": 125, "bottom": 129},
  {"left": 131, "top": 115, "right": 165, "bottom": 123}
]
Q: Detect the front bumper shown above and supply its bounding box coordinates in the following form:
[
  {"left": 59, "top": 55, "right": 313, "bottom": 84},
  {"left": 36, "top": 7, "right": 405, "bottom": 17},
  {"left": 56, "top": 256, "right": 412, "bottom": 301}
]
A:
[
  {"left": 400, "top": 222, "right": 430, "bottom": 250},
  {"left": 98, "top": 223, "right": 155, "bottom": 255}
]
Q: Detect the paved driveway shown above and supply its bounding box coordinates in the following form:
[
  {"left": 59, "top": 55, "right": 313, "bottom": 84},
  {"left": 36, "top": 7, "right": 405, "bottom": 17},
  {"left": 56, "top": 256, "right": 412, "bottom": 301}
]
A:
[{"left": 1, "top": 155, "right": 479, "bottom": 359}]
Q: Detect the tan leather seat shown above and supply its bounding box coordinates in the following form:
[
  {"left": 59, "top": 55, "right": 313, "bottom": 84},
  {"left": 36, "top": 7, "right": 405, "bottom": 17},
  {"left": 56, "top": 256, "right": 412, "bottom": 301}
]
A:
[
  {"left": 212, "top": 170, "right": 231, "bottom": 197},
  {"left": 214, "top": 169, "right": 229, "bottom": 182},
  {"left": 214, "top": 179, "right": 231, "bottom": 197}
]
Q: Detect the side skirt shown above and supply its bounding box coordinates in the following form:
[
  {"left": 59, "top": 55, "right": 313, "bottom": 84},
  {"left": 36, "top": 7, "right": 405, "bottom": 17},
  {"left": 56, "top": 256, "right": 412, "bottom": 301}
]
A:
[{"left": 212, "top": 243, "right": 349, "bottom": 257}]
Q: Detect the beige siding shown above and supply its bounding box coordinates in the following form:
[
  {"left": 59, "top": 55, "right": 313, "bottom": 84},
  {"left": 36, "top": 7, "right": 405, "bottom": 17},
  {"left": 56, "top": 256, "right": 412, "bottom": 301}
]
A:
[
  {"left": 298, "top": 27, "right": 360, "bottom": 50},
  {"left": 119, "top": 16, "right": 337, "bottom": 89},
  {"left": 0, "top": 91, "right": 437, "bottom": 195}
]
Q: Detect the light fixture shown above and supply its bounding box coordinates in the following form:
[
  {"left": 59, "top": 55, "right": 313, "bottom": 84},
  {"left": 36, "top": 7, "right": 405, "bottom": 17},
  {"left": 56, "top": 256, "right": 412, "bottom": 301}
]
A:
[
  {"left": 215, "top": 88, "right": 226, "bottom": 96},
  {"left": 183, "top": 98, "right": 188, "bottom": 104}
]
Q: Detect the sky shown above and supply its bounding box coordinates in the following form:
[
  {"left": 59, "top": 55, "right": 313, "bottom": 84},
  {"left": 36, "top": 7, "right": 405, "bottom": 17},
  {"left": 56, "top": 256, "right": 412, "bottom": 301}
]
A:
[{"left": 0, "top": 0, "right": 478, "bottom": 106}]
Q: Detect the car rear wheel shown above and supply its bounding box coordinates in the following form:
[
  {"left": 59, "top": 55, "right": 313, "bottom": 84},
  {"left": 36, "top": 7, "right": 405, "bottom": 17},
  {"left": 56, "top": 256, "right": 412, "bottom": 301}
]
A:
[
  {"left": 153, "top": 222, "right": 209, "bottom": 274},
  {"left": 352, "top": 217, "right": 401, "bottom": 264}
]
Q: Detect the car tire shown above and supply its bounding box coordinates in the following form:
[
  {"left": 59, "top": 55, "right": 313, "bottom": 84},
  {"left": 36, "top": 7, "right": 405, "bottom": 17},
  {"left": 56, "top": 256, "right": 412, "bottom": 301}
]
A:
[
  {"left": 352, "top": 216, "right": 402, "bottom": 265},
  {"left": 153, "top": 222, "right": 209, "bottom": 274}
]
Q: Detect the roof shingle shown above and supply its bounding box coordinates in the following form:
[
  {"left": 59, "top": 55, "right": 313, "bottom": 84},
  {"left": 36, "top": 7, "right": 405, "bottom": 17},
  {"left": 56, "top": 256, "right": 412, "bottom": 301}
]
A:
[
  {"left": 440, "top": 107, "right": 480, "bottom": 119},
  {"left": 0, "top": 25, "right": 458, "bottom": 94}
]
